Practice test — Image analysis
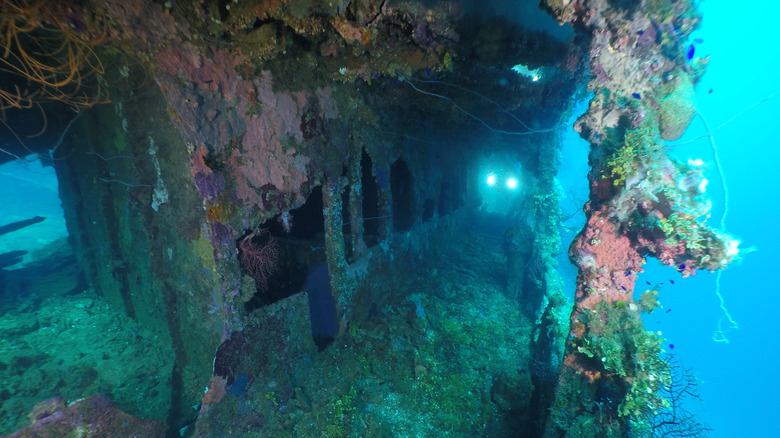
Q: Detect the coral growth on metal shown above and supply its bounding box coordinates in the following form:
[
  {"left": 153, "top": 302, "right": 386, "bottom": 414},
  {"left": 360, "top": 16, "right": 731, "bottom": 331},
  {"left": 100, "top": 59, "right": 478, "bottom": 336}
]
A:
[
  {"left": 542, "top": 0, "right": 731, "bottom": 433},
  {"left": 9, "top": 395, "right": 164, "bottom": 438}
]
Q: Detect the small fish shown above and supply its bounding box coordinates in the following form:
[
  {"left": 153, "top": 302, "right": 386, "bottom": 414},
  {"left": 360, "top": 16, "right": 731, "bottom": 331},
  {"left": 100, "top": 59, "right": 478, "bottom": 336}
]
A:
[
  {"left": 669, "top": 343, "right": 675, "bottom": 350},
  {"left": 686, "top": 44, "right": 695, "bottom": 60},
  {"left": 678, "top": 263, "right": 686, "bottom": 270},
  {"left": 426, "top": 69, "right": 431, "bottom": 76},
  {"left": 694, "top": 38, "right": 704, "bottom": 44},
  {"left": 625, "top": 270, "right": 632, "bottom": 276},
  {"left": 646, "top": 281, "right": 651, "bottom": 285},
  {"left": 708, "top": 88, "right": 713, "bottom": 94},
  {"left": 670, "top": 279, "right": 675, "bottom": 284},
  {"left": 637, "top": 30, "right": 644, "bottom": 36},
  {"left": 631, "top": 92, "right": 641, "bottom": 99},
  {"left": 337, "top": 6, "right": 340, "bottom": 14},
  {"left": 666, "top": 308, "right": 672, "bottom": 313},
  {"left": 621, "top": 286, "right": 627, "bottom": 291}
]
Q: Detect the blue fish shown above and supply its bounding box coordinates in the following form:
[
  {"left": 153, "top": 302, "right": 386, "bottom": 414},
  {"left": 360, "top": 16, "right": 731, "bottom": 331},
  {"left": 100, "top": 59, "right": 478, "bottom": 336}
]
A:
[
  {"left": 646, "top": 281, "right": 651, "bottom": 285},
  {"left": 686, "top": 44, "right": 695, "bottom": 60},
  {"left": 621, "top": 286, "right": 627, "bottom": 291},
  {"left": 694, "top": 38, "right": 704, "bottom": 44},
  {"left": 666, "top": 308, "right": 672, "bottom": 313},
  {"left": 625, "top": 270, "right": 631, "bottom": 276},
  {"left": 678, "top": 263, "right": 686, "bottom": 270},
  {"left": 669, "top": 343, "right": 675, "bottom": 350},
  {"left": 637, "top": 30, "right": 644, "bottom": 36},
  {"left": 670, "top": 279, "right": 675, "bottom": 284},
  {"left": 631, "top": 92, "right": 641, "bottom": 99}
]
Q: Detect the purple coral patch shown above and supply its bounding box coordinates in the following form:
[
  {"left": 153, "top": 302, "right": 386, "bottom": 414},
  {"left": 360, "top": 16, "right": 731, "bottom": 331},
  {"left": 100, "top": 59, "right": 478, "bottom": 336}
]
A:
[
  {"left": 210, "top": 221, "right": 233, "bottom": 247},
  {"left": 195, "top": 171, "right": 225, "bottom": 199},
  {"left": 636, "top": 26, "right": 656, "bottom": 47},
  {"left": 592, "top": 62, "right": 610, "bottom": 84}
]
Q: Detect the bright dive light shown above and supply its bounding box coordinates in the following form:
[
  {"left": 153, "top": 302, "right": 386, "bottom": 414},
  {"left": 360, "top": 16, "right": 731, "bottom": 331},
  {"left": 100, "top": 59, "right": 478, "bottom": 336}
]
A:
[
  {"left": 506, "top": 178, "right": 517, "bottom": 189},
  {"left": 487, "top": 174, "right": 496, "bottom": 186}
]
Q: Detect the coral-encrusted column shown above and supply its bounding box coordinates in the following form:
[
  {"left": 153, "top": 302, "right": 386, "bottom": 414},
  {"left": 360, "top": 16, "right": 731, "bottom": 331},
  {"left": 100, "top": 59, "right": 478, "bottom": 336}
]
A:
[
  {"left": 541, "top": 0, "right": 736, "bottom": 435},
  {"left": 569, "top": 206, "right": 645, "bottom": 322}
]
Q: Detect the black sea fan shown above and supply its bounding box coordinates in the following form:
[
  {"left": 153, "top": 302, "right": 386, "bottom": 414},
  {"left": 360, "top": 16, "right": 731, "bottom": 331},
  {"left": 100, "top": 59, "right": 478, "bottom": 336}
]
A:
[{"left": 651, "top": 355, "right": 711, "bottom": 438}]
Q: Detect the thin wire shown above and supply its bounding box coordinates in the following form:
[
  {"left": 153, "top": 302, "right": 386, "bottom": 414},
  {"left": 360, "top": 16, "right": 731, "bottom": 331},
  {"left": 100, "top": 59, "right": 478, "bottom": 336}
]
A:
[
  {"left": 98, "top": 177, "right": 152, "bottom": 188},
  {"left": 401, "top": 76, "right": 564, "bottom": 136},
  {"left": 699, "top": 111, "right": 738, "bottom": 343},
  {"left": 670, "top": 91, "right": 780, "bottom": 148},
  {"left": 50, "top": 111, "right": 81, "bottom": 156},
  {"left": 699, "top": 113, "right": 729, "bottom": 231},
  {"left": 409, "top": 77, "right": 539, "bottom": 132}
]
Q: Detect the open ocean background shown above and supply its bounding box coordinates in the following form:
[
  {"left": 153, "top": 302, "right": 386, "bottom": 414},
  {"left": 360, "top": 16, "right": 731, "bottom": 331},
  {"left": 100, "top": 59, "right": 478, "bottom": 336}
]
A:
[{"left": 635, "top": 1, "right": 778, "bottom": 436}]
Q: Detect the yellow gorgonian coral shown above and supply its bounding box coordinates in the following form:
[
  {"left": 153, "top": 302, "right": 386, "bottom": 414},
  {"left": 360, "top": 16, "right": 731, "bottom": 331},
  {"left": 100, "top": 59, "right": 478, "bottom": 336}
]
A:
[{"left": 0, "top": 0, "right": 108, "bottom": 111}]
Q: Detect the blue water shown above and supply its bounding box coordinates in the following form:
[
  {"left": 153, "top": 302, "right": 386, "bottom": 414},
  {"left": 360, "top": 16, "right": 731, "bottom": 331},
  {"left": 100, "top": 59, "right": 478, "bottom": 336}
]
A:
[
  {"left": 641, "top": 2, "right": 780, "bottom": 436},
  {"left": 0, "top": 156, "right": 68, "bottom": 266}
]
